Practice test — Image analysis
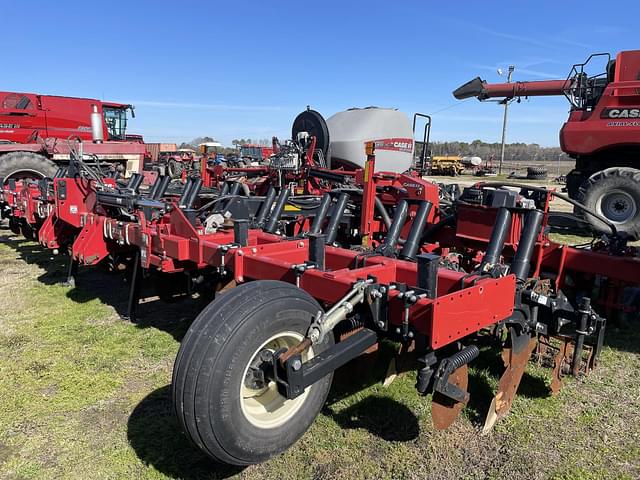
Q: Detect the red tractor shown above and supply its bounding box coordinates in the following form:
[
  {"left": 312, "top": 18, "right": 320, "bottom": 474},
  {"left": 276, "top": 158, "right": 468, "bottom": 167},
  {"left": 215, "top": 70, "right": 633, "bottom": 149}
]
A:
[
  {"left": 0, "top": 91, "right": 146, "bottom": 181},
  {"left": 454, "top": 50, "right": 640, "bottom": 238},
  {"left": 240, "top": 143, "right": 274, "bottom": 164}
]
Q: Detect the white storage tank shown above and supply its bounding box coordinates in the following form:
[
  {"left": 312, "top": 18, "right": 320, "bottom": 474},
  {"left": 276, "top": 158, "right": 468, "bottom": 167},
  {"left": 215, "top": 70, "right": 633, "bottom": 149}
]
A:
[
  {"left": 461, "top": 156, "right": 482, "bottom": 167},
  {"left": 326, "top": 107, "right": 414, "bottom": 173}
]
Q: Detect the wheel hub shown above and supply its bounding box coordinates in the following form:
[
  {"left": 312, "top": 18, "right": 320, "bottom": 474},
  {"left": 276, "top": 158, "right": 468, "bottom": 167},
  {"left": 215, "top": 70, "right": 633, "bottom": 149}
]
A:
[
  {"left": 240, "top": 331, "right": 313, "bottom": 429},
  {"left": 597, "top": 189, "right": 637, "bottom": 224}
]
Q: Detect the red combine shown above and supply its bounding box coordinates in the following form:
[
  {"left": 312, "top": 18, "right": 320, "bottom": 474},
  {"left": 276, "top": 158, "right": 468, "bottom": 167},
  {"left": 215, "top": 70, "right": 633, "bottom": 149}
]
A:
[
  {"left": 0, "top": 91, "right": 146, "bottom": 181},
  {"left": 454, "top": 50, "right": 640, "bottom": 238}
]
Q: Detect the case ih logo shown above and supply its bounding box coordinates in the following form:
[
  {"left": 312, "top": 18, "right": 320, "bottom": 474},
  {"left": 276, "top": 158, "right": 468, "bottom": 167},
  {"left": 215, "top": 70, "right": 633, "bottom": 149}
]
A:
[
  {"left": 0, "top": 123, "right": 19, "bottom": 129},
  {"left": 601, "top": 108, "right": 640, "bottom": 119},
  {"left": 372, "top": 138, "right": 413, "bottom": 153}
]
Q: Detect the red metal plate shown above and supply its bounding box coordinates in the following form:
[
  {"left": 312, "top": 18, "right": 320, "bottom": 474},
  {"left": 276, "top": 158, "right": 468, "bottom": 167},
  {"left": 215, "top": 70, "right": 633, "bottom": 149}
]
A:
[{"left": 429, "top": 275, "right": 516, "bottom": 349}]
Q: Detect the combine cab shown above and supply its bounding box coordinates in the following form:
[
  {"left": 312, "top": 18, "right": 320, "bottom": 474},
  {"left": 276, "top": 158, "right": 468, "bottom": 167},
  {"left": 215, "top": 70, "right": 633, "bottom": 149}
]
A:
[{"left": 0, "top": 91, "right": 145, "bottom": 181}]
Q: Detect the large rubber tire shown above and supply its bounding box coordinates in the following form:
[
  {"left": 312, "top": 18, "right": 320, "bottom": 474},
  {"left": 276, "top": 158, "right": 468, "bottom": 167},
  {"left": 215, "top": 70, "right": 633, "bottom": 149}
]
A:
[
  {"left": 167, "top": 159, "right": 184, "bottom": 179},
  {"left": 527, "top": 166, "right": 548, "bottom": 180},
  {"left": 0, "top": 152, "right": 57, "bottom": 182},
  {"left": 172, "top": 280, "right": 334, "bottom": 465},
  {"left": 578, "top": 167, "right": 640, "bottom": 239}
]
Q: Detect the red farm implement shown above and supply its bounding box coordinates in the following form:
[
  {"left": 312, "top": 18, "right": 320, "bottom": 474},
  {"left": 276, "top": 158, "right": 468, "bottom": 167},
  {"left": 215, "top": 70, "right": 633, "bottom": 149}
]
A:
[{"left": 1, "top": 108, "right": 638, "bottom": 466}]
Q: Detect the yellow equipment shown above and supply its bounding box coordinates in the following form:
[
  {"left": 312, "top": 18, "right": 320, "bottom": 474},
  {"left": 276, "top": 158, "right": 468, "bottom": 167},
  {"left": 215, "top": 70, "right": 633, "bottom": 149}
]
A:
[{"left": 429, "top": 155, "right": 465, "bottom": 176}]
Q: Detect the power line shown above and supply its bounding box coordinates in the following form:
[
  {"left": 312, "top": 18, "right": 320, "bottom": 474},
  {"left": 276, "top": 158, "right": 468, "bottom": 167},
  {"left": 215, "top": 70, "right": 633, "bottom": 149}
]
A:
[{"left": 427, "top": 97, "right": 473, "bottom": 116}]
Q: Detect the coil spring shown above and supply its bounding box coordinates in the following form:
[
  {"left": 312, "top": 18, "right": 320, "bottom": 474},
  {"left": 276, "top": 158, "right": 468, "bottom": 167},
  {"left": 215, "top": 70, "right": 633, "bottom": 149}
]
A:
[
  {"left": 336, "top": 315, "right": 365, "bottom": 341},
  {"left": 447, "top": 345, "right": 480, "bottom": 371}
]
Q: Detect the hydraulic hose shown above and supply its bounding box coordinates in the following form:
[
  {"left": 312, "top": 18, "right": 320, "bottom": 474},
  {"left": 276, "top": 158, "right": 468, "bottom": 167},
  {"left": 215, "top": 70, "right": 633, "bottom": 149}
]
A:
[
  {"left": 374, "top": 196, "right": 392, "bottom": 230},
  {"left": 378, "top": 200, "right": 409, "bottom": 257},
  {"left": 331, "top": 187, "right": 393, "bottom": 230}
]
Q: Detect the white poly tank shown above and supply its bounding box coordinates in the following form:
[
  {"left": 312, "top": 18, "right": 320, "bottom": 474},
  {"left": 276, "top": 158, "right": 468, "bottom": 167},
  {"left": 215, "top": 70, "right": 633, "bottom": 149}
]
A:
[
  {"left": 461, "top": 156, "right": 482, "bottom": 167},
  {"left": 326, "top": 107, "right": 414, "bottom": 173}
]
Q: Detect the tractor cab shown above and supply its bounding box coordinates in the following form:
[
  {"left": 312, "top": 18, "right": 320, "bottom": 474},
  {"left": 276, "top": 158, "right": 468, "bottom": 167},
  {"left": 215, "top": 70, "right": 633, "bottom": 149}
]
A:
[{"left": 199, "top": 142, "right": 223, "bottom": 164}]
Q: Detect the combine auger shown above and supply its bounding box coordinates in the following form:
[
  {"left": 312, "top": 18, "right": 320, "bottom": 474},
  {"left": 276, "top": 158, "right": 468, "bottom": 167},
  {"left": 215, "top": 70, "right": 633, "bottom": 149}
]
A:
[
  {"left": 1, "top": 108, "right": 638, "bottom": 466},
  {"left": 454, "top": 49, "right": 640, "bottom": 238}
]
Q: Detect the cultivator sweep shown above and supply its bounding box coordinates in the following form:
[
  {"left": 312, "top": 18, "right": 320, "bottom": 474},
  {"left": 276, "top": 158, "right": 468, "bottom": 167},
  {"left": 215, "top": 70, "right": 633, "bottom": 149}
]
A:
[{"left": 1, "top": 109, "right": 638, "bottom": 466}]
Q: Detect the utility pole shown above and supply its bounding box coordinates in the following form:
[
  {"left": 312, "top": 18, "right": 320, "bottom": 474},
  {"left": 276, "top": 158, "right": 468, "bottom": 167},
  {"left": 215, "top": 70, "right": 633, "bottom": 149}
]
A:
[
  {"left": 498, "top": 65, "right": 515, "bottom": 175},
  {"left": 557, "top": 153, "right": 562, "bottom": 178}
]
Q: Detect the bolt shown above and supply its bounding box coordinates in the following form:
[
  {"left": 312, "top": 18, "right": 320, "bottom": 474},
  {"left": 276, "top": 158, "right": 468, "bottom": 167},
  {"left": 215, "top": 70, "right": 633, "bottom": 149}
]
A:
[
  {"left": 252, "top": 247, "right": 257, "bottom": 254},
  {"left": 298, "top": 241, "right": 304, "bottom": 248},
  {"left": 379, "top": 286, "right": 387, "bottom": 294},
  {"left": 237, "top": 250, "right": 244, "bottom": 256},
  {"left": 291, "top": 359, "right": 302, "bottom": 371},
  {"left": 395, "top": 327, "right": 401, "bottom": 334},
  {"left": 377, "top": 320, "right": 385, "bottom": 329},
  {"left": 259, "top": 350, "right": 272, "bottom": 362},
  {"left": 309, "top": 329, "right": 320, "bottom": 343}
]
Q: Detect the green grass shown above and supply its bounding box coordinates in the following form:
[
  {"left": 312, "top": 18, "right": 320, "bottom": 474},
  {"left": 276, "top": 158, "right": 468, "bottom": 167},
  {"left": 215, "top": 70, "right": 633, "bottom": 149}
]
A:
[
  {"left": 549, "top": 232, "right": 594, "bottom": 246},
  {"left": 0, "top": 231, "right": 639, "bottom": 479}
]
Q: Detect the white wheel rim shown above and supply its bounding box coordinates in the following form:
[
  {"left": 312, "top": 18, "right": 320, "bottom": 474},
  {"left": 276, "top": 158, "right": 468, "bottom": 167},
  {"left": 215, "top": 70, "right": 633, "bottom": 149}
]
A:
[
  {"left": 597, "top": 189, "right": 637, "bottom": 224},
  {"left": 240, "top": 331, "right": 313, "bottom": 429}
]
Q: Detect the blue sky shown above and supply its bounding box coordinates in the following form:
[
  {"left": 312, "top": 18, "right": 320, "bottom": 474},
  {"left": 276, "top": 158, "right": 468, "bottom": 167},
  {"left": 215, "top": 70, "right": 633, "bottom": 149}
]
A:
[{"left": 4, "top": 1, "right": 638, "bottom": 146}]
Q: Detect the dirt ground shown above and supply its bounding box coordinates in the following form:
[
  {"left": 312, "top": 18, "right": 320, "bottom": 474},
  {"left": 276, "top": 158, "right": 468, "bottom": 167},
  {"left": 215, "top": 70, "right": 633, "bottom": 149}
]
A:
[{"left": 0, "top": 226, "right": 638, "bottom": 480}]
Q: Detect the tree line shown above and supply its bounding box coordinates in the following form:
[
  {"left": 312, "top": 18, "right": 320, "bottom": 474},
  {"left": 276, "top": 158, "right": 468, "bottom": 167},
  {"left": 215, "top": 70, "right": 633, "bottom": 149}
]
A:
[
  {"left": 422, "top": 139, "right": 570, "bottom": 162},
  {"left": 178, "top": 136, "right": 569, "bottom": 163},
  {"left": 178, "top": 137, "right": 272, "bottom": 152}
]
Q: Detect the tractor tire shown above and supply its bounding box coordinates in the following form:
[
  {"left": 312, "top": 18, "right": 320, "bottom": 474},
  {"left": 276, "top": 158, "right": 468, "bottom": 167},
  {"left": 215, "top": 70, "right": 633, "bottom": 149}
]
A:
[
  {"left": 167, "top": 159, "right": 184, "bottom": 179},
  {"left": 577, "top": 167, "right": 640, "bottom": 239},
  {"left": 526, "top": 167, "right": 548, "bottom": 180},
  {"left": 0, "top": 152, "right": 57, "bottom": 182},
  {"left": 172, "top": 280, "right": 334, "bottom": 465}
]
